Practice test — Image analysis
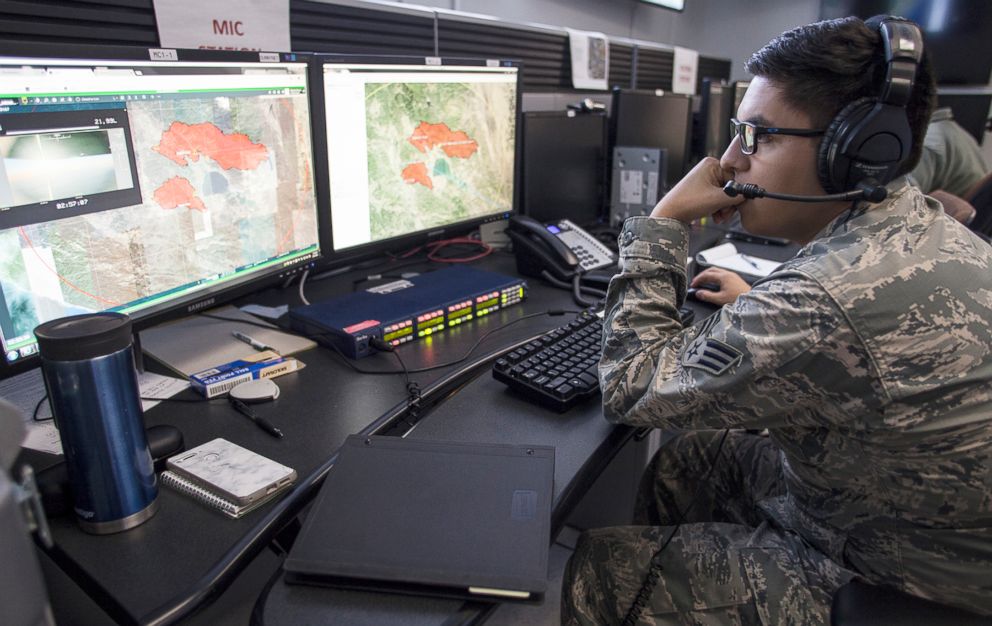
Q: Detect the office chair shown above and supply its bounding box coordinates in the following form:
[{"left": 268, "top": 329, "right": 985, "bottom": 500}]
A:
[
  {"left": 830, "top": 580, "right": 989, "bottom": 626},
  {"left": 964, "top": 170, "right": 992, "bottom": 236}
]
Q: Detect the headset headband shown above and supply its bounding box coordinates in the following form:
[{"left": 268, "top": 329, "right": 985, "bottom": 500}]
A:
[{"left": 877, "top": 18, "right": 923, "bottom": 106}]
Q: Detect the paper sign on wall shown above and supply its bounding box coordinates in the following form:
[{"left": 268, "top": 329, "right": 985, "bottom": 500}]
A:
[
  {"left": 672, "top": 46, "right": 699, "bottom": 95},
  {"left": 567, "top": 28, "right": 610, "bottom": 90},
  {"left": 153, "top": 0, "right": 291, "bottom": 52}
]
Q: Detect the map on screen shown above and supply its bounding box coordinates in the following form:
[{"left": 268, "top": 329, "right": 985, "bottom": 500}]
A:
[
  {"left": 0, "top": 60, "right": 320, "bottom": 363},
  {"left": 364, "top": 81, "right": 515, "bottom": 241},
  {"left": 0, "top": 94, "right": 316, "bottom": 341},
  {"left": 323, "top": 63, "right": 518, "bottom": 251}
]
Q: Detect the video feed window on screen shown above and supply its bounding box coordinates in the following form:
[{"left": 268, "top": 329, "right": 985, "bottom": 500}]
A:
[
  {"left": 0, "top": 56, "right": 320, "bottom": 367},
  {"left": 323, "top": 62, "right": 518, "bottom": 251}
]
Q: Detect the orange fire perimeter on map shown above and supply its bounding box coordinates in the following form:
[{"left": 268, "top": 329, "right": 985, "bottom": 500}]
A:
[
  {"left": 402, "top": 122, "right": 478, "bottom": 189},
  {"left": 401, "top": 162, "right": 433, "bottom": 190},
  {"left": 407, "top": 121, "right": 479, "bottom": 158},
  {"left": 153, "top": 176, "right": 207, "bottom": 211},
  {"left": 153, "top": 121, "right": 270, "bottom": 170}
]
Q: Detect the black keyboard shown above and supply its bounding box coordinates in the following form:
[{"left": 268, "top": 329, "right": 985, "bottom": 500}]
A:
[
  {"left": 492, "top": 306, "right": 696, "bottom": 412},
  {"left": 492, "top": 310, "right": 603, "bottom": 412}
]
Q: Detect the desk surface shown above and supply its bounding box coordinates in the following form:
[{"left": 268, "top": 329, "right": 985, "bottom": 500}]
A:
[{"left": 29, "top": 225, "right": 777, "bottom": 624}]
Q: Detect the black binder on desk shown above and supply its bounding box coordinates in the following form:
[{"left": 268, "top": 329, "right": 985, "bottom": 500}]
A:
[{"left": 283, "top": 436, "right": 554, "bottom": 601}]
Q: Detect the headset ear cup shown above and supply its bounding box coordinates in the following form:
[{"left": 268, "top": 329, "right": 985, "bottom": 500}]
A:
[{"left": 817, "top": 97, "right": 875, "bottom": 194}]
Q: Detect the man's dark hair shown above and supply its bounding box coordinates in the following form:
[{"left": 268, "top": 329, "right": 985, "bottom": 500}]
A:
[{"left": 745, "top": 16, "right": 937, "bottom": 176}]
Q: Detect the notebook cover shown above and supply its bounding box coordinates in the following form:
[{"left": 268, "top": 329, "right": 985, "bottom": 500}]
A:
[
  {"left": 283, "top": 436, "right": 554, "bottom": 600},
  {"left": 140, "top": 305, "right": 316, "bottom": 377}
]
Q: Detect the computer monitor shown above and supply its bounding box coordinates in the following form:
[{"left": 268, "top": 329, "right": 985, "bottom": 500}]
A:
[
  {"left": 521, "top": 111, "right": 607, "bottom": 225},
  {"left": 609, "top": 88, "right": 693, "bottom": 191},
  {"left": 936, "top": 93, "right": 992, "bottom": 144},
  {"left": 732, "top": 80, "right": 750, "bottom": 117},
  {"left": 820, "top": 0, "right": 992, "bottom": 85},
  {"left": 0, "top": 45, "right": 322, "bottom": 377},
  {"left": 694, "top": 78, "right": 735, "bottom": 160},
  {"left": 316, "top": 56, "right": 521, "bottom": 257}
]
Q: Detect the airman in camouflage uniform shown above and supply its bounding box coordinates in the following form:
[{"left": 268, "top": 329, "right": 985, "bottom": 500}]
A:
[{"left": 562, "top": 17, "right": 992, "bottom": 626}]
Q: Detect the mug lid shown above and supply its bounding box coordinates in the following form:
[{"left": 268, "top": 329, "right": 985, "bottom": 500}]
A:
[{"left": 34, "top": 313, "right": 133, "bottom": 361}]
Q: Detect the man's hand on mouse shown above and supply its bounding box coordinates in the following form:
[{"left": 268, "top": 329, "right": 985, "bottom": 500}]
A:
[{"left": 689, "top": 268, "right": 751, "bottom": 306}]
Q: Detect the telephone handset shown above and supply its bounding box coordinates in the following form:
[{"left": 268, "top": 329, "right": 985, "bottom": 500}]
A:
[{"left": 507, "top": 215, "right": 617, "bottom": 281}]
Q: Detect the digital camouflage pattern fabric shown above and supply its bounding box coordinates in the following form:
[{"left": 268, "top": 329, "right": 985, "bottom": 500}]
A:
[
  {"left": 563, "top": 183, "right": 992, "bottom": 624},
  {"left": 563, "top": 430, "right": 857, "bottom": 625}
]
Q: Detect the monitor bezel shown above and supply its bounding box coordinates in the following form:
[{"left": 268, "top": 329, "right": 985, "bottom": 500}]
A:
[
  {"left": 520, "top": 110, "right": 608, "bottom": 225},
  {"left": 311, "top": 54, "right": 522, "bottom": 267},
  {"left": 0, "top": 42, "right": 324, "bottom": 379},
  {"left": 609, "top": 87, "right": 694, "bottom": 191}
]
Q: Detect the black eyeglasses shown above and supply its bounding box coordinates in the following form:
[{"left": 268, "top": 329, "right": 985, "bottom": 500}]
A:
[{"left": 729, "top": 118, "right": 826, "bottom": 155}]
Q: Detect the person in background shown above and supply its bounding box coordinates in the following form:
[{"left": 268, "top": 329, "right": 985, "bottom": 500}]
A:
[
  {"left": 562, "top": 15, "right": 992, "bottom": 626},
  {"left": 909, "top": 106, "right": 990, "bottom": 224}
]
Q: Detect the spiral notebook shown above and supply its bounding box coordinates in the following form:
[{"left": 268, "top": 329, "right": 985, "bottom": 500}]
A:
[{"left": 160, "top": 470, "right": 290, "bottom": 519}]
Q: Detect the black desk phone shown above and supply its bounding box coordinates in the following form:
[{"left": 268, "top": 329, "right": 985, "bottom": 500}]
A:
[{"left": 507, "top": 215, "right": 616, "bottom": 281}]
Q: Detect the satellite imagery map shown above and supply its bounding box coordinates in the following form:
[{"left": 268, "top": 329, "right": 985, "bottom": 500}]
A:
[
  {"left": 0, "top": 94, "right": 317, "bottom": 340},
  {"left": 363, "top": 80, "right": 516, "bottom": 241}
]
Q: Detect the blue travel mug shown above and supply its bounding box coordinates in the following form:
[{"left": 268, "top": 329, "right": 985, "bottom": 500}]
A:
[{"left": 34, "top": 312, "right": 157, "bottom": 534}]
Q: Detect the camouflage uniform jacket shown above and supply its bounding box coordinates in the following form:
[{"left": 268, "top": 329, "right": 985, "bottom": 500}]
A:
[{"left": 600, "top": 183, "right": 992, "bottom": 615}]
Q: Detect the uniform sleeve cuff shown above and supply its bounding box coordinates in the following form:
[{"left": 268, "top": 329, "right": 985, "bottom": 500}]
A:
[{"left": 618, "top": 216, "right": 688, "bottom": 271}]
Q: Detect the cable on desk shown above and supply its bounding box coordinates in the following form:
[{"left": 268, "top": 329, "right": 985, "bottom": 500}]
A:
[
  {"left": 378, "top": 343, "right": 423, "bottom": 429},
  {"left": 33, "top": 394, "right": 51, "bottom": 422},
  {"left": 297, "top": 268, "right": 311, "bottom": 306},
  {"left": 389, "top": 235, "right": 492, "bottom": 264},
  {"left": 425, "top": 237, "right": 492, "bottom": 263},
  {"left": 539, "top": 270, "right": 606, "bottom": 308}
]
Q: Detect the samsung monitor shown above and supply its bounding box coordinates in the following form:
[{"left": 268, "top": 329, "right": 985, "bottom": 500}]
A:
[
  {"left": 609, "top": 88, "right": 693, "bottom": 191},
  {"left": 521, "top": 111, "right": 607, "bottom": 225},
  {"left": 0, "top": 45, "right": 321, "bottom": 377},
  {"left": 316, "top": 56, "right": 520, "bottom": 258}
]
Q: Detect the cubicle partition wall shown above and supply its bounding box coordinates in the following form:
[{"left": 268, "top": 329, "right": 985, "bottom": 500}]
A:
[{"left": 0, "top": 1, "right": 730, "bottom": 95}]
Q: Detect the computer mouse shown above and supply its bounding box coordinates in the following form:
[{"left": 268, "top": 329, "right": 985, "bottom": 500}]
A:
[
  {"left": 230, "top": 379, "right": 281, "bottom": 403},
  {"left": 687, "top": 283, "right": 720, "bottom": 300}
]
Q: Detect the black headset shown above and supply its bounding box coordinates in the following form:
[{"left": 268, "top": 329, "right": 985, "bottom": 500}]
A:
[{"left": 816, "top": 16, "right": 924, "bottom": 195}]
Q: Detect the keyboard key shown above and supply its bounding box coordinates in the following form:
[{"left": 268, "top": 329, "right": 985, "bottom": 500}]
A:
[
  {"left": 492, "top": 310, "right": 604, "bottom": 412},
  {"left": 578, "top": 372, "right": 598, "bottom": 387}
]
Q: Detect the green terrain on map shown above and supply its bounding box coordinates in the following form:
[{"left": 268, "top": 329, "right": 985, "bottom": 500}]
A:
[{"left": 364, "top": 81, "right": 516, "bottom": 241}]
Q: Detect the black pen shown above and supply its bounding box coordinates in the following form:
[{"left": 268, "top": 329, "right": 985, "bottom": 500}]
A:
[{"left": 228, "top": 397, "right": 283, "bottom": 438}]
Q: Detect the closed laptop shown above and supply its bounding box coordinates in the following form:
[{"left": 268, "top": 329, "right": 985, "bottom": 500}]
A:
[{"left": 283, "top": 435, "right": 554, "bottom": 600}]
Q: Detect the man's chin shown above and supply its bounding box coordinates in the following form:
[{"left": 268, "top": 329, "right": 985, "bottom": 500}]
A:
[{"left": 739, "top": 211, "right": 784, "bottom": 239}]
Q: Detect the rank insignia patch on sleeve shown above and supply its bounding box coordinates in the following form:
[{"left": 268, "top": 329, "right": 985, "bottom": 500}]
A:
[{"left": 681, "top": 336, "right": 743, "bottom": 376}]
